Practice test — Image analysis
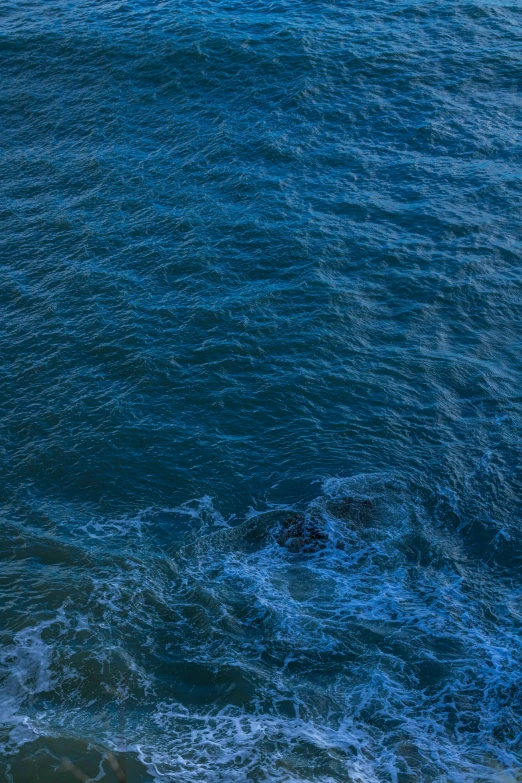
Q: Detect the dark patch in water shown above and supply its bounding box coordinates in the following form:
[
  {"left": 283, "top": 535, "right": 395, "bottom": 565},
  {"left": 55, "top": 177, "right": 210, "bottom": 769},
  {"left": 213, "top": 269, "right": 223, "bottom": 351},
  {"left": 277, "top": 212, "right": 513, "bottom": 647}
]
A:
[
  {"left": 326, "top": 496, "right": 376, "bottom": 527},
  {"left": 274, "top": 512, "right": 329, "bottom": 553}
]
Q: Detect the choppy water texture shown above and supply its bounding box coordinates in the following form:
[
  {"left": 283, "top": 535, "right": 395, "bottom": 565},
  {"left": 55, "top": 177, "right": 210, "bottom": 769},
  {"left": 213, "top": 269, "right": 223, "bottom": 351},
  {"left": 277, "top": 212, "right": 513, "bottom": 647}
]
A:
[{"left": 1, "top": 0, "right": 522, "bottom": 780}]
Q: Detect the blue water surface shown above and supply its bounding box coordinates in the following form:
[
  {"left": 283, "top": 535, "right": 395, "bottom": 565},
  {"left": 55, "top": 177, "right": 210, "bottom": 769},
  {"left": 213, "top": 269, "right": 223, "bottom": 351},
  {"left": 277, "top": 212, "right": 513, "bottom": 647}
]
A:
[{"left": 0, "top": 0, "right": 521, "bottom": 780}]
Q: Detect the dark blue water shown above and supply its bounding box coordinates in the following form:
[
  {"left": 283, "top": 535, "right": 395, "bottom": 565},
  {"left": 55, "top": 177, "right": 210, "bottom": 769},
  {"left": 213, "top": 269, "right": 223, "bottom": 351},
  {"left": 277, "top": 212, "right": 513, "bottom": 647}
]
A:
[{"left": 1, "top": 0, "right": 521, "bottom": 780}]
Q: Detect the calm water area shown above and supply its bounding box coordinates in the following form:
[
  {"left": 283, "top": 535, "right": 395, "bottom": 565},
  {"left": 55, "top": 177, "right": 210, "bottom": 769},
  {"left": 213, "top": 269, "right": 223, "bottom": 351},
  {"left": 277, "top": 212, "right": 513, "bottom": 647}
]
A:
[{"left": 0, "top": 0, "right": 521, "bottom": 780}]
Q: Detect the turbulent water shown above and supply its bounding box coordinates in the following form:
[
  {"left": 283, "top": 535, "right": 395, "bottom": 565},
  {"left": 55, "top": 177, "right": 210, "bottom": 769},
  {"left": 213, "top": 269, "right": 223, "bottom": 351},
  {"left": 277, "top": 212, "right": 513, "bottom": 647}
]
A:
[{"left": 1, "top": 0, "right": 522, "bottom": 781}]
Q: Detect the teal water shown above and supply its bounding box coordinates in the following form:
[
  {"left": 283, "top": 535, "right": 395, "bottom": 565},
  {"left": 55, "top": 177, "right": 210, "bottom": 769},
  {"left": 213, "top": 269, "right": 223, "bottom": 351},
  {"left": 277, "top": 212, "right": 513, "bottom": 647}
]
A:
[{"left": 1, "top": 0, "right": 522, "bottom": 780}]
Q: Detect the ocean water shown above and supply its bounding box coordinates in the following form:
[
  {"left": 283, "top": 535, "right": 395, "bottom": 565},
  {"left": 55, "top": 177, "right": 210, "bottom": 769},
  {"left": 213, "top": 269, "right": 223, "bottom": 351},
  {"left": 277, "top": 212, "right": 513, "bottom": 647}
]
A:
[{"left": 1, "top": 0, "right": 521, "bottom": 780}]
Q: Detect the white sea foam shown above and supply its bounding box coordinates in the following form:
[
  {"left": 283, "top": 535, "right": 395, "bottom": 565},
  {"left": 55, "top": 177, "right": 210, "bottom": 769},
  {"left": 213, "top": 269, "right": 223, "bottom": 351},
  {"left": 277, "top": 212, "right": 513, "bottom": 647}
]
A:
[
  {"left": 0, "top": 618, "right": 56, "bottom": 753},
  {"left": 1, "top": 478, "right": 520, "bottom": 781}
]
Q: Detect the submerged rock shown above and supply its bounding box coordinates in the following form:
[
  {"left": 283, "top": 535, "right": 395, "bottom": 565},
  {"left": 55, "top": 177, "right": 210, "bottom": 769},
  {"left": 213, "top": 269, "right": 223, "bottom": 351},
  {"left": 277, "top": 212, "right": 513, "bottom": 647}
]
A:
[
  {"left": 275, "top": 512, "right": 329, "bottom": 553},
  {"left": 326, "top": 495, "right": 375, "bottom": 525},
  {"left": 181, "top": 505, "right": 351, "bottom": 560}
]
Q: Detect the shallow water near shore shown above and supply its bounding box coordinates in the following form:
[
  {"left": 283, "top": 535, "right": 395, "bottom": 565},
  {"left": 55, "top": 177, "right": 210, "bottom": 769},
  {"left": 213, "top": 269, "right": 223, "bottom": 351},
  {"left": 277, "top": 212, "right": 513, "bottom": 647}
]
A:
[{"left": 1, "top": 0, "right": 522, "bottom": 780}]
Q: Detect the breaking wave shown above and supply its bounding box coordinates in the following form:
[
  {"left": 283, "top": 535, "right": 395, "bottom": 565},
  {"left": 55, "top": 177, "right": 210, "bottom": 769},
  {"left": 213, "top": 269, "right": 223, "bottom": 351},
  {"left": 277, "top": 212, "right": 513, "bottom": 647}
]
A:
[{"left": 1, "top": 475, "right": 521, "bottom": 782}]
